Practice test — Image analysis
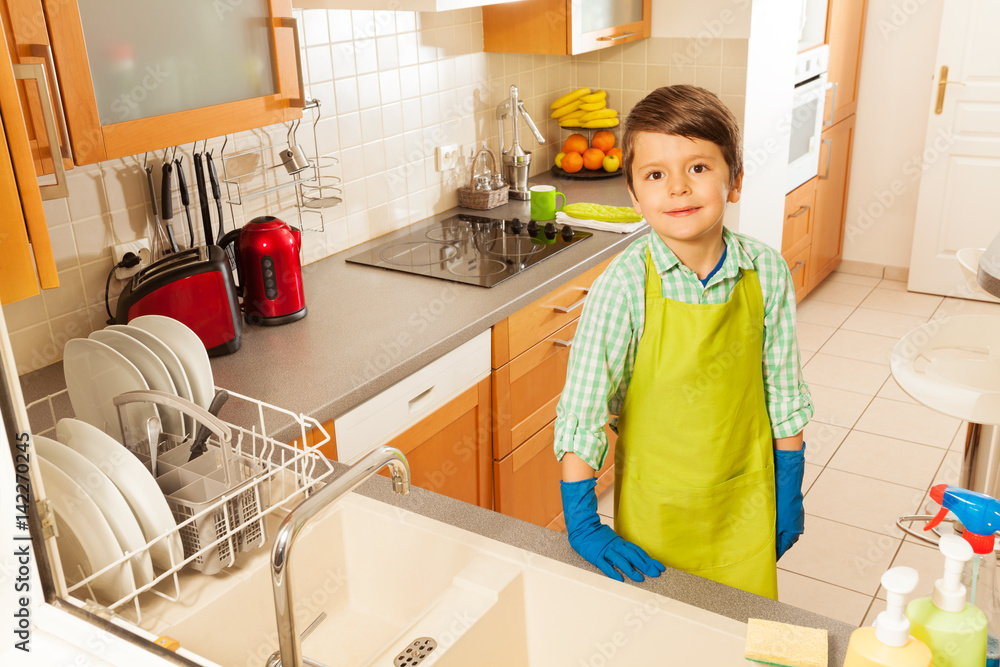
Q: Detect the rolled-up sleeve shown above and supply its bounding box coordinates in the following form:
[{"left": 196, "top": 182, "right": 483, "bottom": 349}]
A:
[
  {"left": 554, "top": 270, "right": 635, "bottom": 470},
  {"left": 761, "top": 249, "right": 814, "bottom": 438}
]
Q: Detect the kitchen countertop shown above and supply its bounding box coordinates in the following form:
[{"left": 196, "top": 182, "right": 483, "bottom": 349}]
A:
[{"left": 19, "top": 169, "right": 856, "bottom": 664}]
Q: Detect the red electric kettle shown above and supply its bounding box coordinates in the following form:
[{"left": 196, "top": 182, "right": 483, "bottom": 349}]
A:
[{"left": 220, "top": 216, "right": 306, "bottom": 325}]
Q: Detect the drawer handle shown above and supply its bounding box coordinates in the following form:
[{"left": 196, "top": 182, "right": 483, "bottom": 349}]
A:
[
  {"left": 787, "top": 205, "right": 810, "bottom": 218},
  {"left": 597, "top": 32, "right": 637, "bottom": 42},
  {"left": 819, "top": 138, "right": 833, "bottom": 180},
  {"left": 552, "top": 288, "right": 590, "bottom": 314},
  {"left": 553, "top": 338, "right": 574, "bottom": 348},
  {"left": 824, "top": 81, "right": 838, "bottom": 127},
  {"left": 408, "top": 386, "right": 435, "bottom": 413},
  {"left": 789, "top": 260, "right": 806, "bottom": 275}
]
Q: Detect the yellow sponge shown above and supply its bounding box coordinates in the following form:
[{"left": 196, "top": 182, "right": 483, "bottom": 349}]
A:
[{"left": 745, "top": 618, "right": 828, "bottom": 667}]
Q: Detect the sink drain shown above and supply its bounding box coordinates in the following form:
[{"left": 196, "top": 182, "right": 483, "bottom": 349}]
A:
[{"left": 393, "top": 637, "right": 437, "bottom": 666}]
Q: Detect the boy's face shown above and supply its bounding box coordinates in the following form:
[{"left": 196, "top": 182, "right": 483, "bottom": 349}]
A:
[{"left": 627, "top": 131, "right": 742, "bottom": 250}]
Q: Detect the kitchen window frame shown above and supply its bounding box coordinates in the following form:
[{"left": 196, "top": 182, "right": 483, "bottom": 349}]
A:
[{"left": 39, "top": 0, "right": 303, "bottom": 165}]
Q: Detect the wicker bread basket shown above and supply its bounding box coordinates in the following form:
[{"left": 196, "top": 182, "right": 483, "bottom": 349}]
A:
[{"left": 457, "top": 147, "right": 508, "bottom": 210}]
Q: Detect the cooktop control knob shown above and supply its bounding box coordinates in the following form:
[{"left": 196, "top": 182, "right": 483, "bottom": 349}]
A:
[
  {"left": 544, "top": 222, "right": 557, "bottom": 240},
  {"left": 510, "top": 217, "right": 523, "bottom": 234},
  {"left": 527, "top": 219, "right": 539, "bottom": 235},
  {"left": 561, "top": 225, "right": 574, "bottom": 241}
]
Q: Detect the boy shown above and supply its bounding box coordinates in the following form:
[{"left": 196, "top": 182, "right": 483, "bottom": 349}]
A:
[{"left": 554, "top": 85, "right": 813, "bottom": 600}]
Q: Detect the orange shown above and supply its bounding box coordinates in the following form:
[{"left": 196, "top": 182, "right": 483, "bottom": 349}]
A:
[
  {"left": 608, "top": 147, "right": 623, "bottom": 161},
  {"left": 592, "top": 130, "right": 615, "bottom": 153},
  {"left": 561, "top": 151, "right": 584, "bottom": 173},
  {"left": 582, "top": 147, "right": 605, "bottom": 171},
  {"left": 562, "top": 134, "right": 588, "bottom": 155}
]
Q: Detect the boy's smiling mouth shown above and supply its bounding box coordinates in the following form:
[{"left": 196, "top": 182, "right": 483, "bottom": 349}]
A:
[{"left": 665, "top": 206, "right": 701, "bottom": 217}]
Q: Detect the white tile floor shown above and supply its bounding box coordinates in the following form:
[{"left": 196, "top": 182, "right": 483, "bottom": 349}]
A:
[{"left": 594, "top": 269, "right": 1000, "bottom": 627}]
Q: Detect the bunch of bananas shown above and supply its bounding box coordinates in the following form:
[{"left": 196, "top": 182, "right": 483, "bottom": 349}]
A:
[{"left": 549, "top": 88, "right": 619, "bottom": 129}]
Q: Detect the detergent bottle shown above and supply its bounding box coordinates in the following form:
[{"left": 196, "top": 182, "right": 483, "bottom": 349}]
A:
[
  {"left": 923, "top": 484, "right": 1000, "bottom": 665},
  {"left": 906, "top": 534, "right": 987, "bottom": 666},
  {"left": 843, "top": 567, "right": 932, "bottom": 667}
]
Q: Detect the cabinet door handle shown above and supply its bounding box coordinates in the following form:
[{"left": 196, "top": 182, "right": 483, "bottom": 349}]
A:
[
  {"left": 789, "top": 260, "right": 806, "bottom": 275},
  {"left": 824, "top": 81, "right": 838, "bottom": 127},
  {"left": 787, "top": 205, "right": 811, "bottom": 218},
  {"left": 553, "top": 338, "right": 574, "bottom": 348},
  {"left": 278, "top": 17, "right": 306, "bottom": 109},
  {"left": 935, "top": 65, "right": 965, "bottom": 115},
  {"left": 12, "top": 64, "right": 67, "bottom": 200},
  {"left": 597, "top": 32, "right": 637, "bottom": 42},
  {"left": 408, "top": 386, "right": 435, "bottom": 413},
  {"left": 552, "top": 294, "right": 587, "bottom": 314},
  {"left": 818, "top": 138, "right": 833, "bottom": 180}
]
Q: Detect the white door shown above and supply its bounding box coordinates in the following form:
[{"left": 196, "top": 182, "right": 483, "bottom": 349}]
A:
[{"left": 907, "top": 0, "right": 1000, "bottom": 301}]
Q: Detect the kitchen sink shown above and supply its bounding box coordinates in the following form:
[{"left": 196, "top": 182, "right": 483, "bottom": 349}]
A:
[{"left": 135, "top": 493, "right": 751, "bottom": 666}]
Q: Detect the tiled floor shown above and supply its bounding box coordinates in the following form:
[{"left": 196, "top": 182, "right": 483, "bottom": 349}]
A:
[{"left": 595, "top": 268, "right": 1000, "bottom": 627}]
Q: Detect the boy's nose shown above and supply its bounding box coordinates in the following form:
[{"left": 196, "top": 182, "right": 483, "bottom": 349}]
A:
[{"left": 667, "top": 175, "right": 691, "bottom": 196}]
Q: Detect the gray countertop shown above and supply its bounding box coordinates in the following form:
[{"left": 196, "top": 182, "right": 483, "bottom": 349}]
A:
[{"left": 19, "top": 170, "right": 855, "bottom": 664}]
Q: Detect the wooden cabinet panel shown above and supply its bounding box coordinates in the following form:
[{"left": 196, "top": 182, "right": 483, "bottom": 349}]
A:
[
  {"left": 382, "top": 379, "right": 493, "bottom": 510},
  {"left": 483, "top": 0, "right": 651, "bottom": 56},
  {"left": 825, "top": 0, "right": 867, "bottom": 126},
  {"left": 809, "top": 114, "right": 856, "bottom": 291},
  {"left": 782, "top": 178, "right": 816, "bottom": 254},
  {"left": 783, "top": 243, "right": 811, "bottom": 304}
]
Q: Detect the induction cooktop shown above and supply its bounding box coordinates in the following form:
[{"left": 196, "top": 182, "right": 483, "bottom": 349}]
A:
[{"left": 346, "top": 213, "right": 592, "bottom": 288}]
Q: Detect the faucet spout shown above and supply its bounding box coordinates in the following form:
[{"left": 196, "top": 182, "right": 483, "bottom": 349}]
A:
[{"left": 269, "top": 446, "right": 410, "bottom": 667}]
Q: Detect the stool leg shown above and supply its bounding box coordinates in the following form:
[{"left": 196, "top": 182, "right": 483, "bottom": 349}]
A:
[{"left": 963, "top": 422, "right": 1000, "bottom": 495}]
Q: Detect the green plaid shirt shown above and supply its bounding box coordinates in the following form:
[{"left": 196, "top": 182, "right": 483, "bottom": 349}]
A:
[{"left": 554, "top": 227, "right": 813, "bottom": 470}]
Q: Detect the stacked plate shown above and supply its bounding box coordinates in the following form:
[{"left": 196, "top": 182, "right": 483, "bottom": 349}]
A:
[{"left": 64, "top": 315, "right": 216, "bottom": 443}]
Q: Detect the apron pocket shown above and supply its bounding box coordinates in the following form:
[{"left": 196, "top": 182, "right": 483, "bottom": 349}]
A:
[{"left": 616, "top": 466, "right": 775, "bottom": 573}]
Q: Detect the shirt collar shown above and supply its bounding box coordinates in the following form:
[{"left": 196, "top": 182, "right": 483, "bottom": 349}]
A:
[{"left": 647, "top": 227, "right": 757, "bottom": 282}]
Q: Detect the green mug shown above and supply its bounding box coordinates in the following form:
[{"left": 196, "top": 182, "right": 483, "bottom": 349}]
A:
[{"left": 529, "top": 185, "right": 566, "bottom": 221}]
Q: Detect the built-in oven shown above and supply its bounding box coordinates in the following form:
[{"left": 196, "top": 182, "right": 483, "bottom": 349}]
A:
[{"left": 787, "top": 45, "right": 831, "bottom": 193}]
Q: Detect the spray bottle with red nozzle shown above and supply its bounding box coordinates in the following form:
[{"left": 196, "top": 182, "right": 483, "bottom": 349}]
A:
[{"left": 923, "top": 484, "right": 1000, "bottom": 666}]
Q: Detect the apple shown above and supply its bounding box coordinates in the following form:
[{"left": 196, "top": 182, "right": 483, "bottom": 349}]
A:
[
  {"left": 554, "top": 152, "right": 566, "bottom": 169},
  {"left": 602, "top": 154, "right": 620, "bottom": 173}
]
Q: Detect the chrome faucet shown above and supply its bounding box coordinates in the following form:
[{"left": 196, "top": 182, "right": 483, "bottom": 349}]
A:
[{"left": 268, "top": 446, "right": 410, "bottom": 667}]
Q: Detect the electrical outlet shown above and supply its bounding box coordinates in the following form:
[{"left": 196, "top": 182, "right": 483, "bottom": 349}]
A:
[
  {"left": 435, "top": 143, "right": 459, "bottom": 171},
  {"left": 112, "top": 238, "right": 152, "bottom": 279}
]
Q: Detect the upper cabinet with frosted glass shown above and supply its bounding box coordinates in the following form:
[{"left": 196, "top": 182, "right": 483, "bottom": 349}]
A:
[
  {"left": 483, "top": 0, "right": 651, "bottom": 55},
  {"left": 35, "top": 0, "right": 303, "bottom": 164}
]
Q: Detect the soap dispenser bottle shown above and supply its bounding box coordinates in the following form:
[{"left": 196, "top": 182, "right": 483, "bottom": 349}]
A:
[
  {"left": 905, "top": 534, "right": 987, "bottom": 666},
  {"left": 843, "top": 567, "right": 932, "bottom": 667}
]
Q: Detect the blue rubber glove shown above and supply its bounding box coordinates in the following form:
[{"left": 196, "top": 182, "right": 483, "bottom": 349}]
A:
[
  {"left": 561, "top": 477, "right": 665, "bottom": 582},
  {"left": 775, "top": 444, "right": 806, "bottom": 561}
]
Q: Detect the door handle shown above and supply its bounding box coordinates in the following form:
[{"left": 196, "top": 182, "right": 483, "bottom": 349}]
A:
[
  {"left": 818, "top": 138, "right": 833, "bottom": 180},
  {"left": 597, "top": 32, "right": 637, "bottom": 42},
  {"left": 788, "top": 205, "right": 811, "bottom": 218},
  {"left": 553, "top": 338, "right": 574, "bottom": 348},
  {"left": 552, "top": 288, "right": 590, "bottom": 314},
  {"left": 789, "top": 260, "right": 805, "bottom": 275},
  {"left": 278, "top": 17, "right": 306, "bottom": 109},
  {"left": 12, "top": 63, "right": 68, "bottom": 200},
  {"left": 935, "top": 65, "right": 965, "bottom": 115},
  {"left": 824, "top": 81, "right": 838, "bottom": 127}
]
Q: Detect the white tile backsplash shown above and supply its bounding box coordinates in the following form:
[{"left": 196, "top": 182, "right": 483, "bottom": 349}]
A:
[{"left": 5, "top": 20, "right": 747, "bottom": 375}]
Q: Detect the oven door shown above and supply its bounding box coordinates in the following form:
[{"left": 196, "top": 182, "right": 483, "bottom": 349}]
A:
[{"left": 787, "top": 72, "right": 829, "bottom": 193}]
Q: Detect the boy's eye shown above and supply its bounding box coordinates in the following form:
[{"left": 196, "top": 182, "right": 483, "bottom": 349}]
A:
[
  {"left": 645, "top": 170, "right": 663, "bottom": 180},
  {"left": 691, "top": 164, "right": 708, "bottom": 174}
]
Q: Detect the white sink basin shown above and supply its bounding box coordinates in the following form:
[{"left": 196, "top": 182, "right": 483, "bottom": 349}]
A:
[{"left": 137, "top": 494, "right": 753, "bottom": 666}]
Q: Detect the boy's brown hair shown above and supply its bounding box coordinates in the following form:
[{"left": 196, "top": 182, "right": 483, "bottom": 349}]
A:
[{"left": 622, "top": 85, "right": 742, "bottom": 193}]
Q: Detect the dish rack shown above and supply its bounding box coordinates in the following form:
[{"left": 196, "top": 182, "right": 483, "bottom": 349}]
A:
[
  {"left": 219, "top": 98, "right": 342, "bottom": 234},
  {"left": 27, "top": 386, "right": 336, "bottom": 623}
]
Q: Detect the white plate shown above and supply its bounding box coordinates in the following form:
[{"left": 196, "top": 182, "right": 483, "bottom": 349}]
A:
[
  {"left": 56, "top": 418, "right": 183, "bottom": 572},
  {"left": 89, "top": 329, "right": 185, "bottom": 439},
  {"left": 37, "top": 456, "right": 136, "bottom": 605},
  {"left": 107, "top": 324, "right": 196, "bottom": 437},
  {"left": 129, "top": 316, "right": 214, "bottom": 411},
  {"left": 63, "top": 338, "right": 159, "bottom": 444},
  {"left": 34, "top": 434, "right": 154, "bottom": 587}
]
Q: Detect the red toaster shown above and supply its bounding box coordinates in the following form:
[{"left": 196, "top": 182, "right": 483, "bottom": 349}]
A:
[{"left": 115, "top": 246, "right": 242, "bottom": 356}]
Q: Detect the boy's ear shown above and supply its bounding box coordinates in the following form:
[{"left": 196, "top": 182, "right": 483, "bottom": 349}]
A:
[
  {"left": 727, "top": 171, "right": 744, "bottom": 204},
  {"left": 627, "top": 185, "right": 642, "bottom": 216}
]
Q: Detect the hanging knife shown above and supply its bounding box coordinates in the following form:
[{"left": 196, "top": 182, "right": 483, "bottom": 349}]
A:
[
  {"left": 159, "top": 160, "right": 179, "bottom": 253},
  {"left": 205, "top": 152, "right": 225, "bottom": 243},
  {"left": 175, "top": 156, "right": 195, "bottom": 249},
  {"left": 193, "top": 151, "right": 213, "bottom": 246}
]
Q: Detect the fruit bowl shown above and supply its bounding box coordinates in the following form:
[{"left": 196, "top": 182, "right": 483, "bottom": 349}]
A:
[
  {"left": 550, "top": 165, "right": 622, "bottom": 180},
  {"left": 554, "top": 130, "right": 623, "bottom": 178}
]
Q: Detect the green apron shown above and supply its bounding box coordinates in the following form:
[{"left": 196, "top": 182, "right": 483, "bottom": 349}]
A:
[{"left": 614, "top": 246, "right": 778, "bottom": 599}]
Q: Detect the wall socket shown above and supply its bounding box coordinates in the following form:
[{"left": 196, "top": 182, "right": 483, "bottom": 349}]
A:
[
  {"left": 434, "top": 143, "right": 459, "bottom": 171},
  {"left": 112, "top": 238, "right": 152, "bottom": 279}
]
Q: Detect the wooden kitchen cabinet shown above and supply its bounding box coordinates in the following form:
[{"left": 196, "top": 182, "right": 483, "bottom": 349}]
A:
[
  {"left": 809, "top": 114, "right": 856, "bottom": 291},
  {"left": 0, "top": 9, "right": 58, "bottom": 303},
  {"left": 483, "top": 0, "right": 651, "bottom": 56},
  {"left": 19, "top": 0, "right": 303, "bottom": 165},
  {"left": 824, "top": 0, "right": 867, "bottom": 127},
  {"left": 781, "top": 177, "right": 816, "bottom": 303}
]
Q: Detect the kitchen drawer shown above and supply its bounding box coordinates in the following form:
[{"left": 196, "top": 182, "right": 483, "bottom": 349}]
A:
[
  {"left": 783, "top": 243, "right": 811, "bottom": 303},
  {"left": 494, "top": 421, "right": 616, "bottom": 530},
  {"left": 782, "top": 178, "right": 816, "bottom": 253},
  {"left": 335, "top": 330, "right": 491, "bottom": 464},
  {"left": 493, "top": 256, "right": 613, "bottom": 366},
  {"left": 492, "top": 319, "right": 577, "bottom": 460}
]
